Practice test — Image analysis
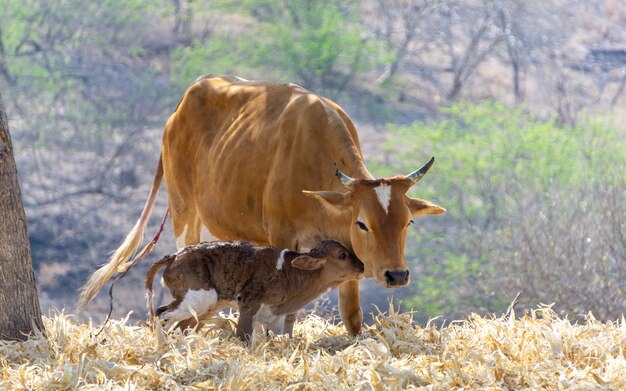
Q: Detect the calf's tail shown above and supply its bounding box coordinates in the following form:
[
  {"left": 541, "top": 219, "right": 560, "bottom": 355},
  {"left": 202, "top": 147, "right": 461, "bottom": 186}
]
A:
[{"left": 145, "top": 254, "right": 176, "bottom": 320}]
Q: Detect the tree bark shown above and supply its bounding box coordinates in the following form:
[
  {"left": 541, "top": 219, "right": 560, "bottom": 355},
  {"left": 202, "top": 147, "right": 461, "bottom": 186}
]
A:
[{"left": 0, "top": 91, "right": 44, "bottom": 341}]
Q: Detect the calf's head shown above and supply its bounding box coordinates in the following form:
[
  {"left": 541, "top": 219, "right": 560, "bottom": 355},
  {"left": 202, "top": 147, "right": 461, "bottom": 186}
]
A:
[
  {"left": 303, "top": 157, "right": 445, "bottom": 288},
  {"left": 291, "top": 240, "right": 364, "bottom": 280}
]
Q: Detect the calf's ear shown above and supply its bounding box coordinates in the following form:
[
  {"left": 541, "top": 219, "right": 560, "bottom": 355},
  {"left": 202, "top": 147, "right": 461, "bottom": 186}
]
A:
[
  {"left": 292, "top": 256, "right": 326, "bottom": 270},
  {"left": 405, "top": 196, "right": 446, "bottom": 216}
]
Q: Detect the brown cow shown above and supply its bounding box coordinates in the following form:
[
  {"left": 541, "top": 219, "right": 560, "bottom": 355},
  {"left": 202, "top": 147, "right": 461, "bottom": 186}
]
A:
[
  {"left": 78, "top": 75, "right": 445, "bottom": 335},
  {"left": 145, "top": 240, "right": 364, "bottom": 340}
]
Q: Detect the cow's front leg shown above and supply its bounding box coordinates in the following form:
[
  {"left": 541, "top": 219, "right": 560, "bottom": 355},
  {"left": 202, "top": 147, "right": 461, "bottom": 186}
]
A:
[{"left": 338, "top": 279, "right": 362, "bottom": 336}]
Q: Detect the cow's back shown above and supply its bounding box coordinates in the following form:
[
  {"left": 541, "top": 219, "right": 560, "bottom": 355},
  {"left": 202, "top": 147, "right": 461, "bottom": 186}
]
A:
[{"left": 162, "top": 76, "right": 367, "bottom": 248}]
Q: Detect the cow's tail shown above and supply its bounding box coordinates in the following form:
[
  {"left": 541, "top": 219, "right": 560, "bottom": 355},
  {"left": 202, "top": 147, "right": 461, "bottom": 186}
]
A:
[
  {"left": 145, "top": 254, "right": 175, "bottom": 321},
  {"left": 77, "top": 155, "right": 165, "bottom": 310}
]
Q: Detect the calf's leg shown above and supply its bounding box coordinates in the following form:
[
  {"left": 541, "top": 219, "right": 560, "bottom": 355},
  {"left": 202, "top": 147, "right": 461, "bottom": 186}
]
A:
[
  {"left": 175, "top": 318, "right": 199, "bottom": 331},
  {"left": 155, "top": 300, "right": 181, "bottom": 317},
  {"left": 266, "top": 314, "right": 286, "bottom": 336},
  {"left": 268, "top": 232, "right": 318, "bottom": 337},
  {"left": 236, "top": 304, "right": 259, "bottom": 341},
  {"left": 159, "top": 289, "right": 219, "bottom": 330},
  {"left": 283, "top": 313, "right": 296, "bottom": 337}
]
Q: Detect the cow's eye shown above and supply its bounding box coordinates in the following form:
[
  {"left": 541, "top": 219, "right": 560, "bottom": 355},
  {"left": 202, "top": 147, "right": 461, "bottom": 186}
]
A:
[
  {"left": 408, "top": 219, "right": 414, "bottom": 227},
  {"left": 356, "top": 221, "right": 369, "bottom": 232},
  {"left": 338, "top": 252, "right": 347, "bottom": 260}
]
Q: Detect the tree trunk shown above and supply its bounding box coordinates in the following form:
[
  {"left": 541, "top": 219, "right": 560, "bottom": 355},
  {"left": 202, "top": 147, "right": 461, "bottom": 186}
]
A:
[{"left": 0, "top": 91, "right": 44, "bottom": 341}]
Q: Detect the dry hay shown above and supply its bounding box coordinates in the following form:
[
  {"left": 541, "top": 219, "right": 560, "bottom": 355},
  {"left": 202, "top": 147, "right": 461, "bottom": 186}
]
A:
[{"left": 1, "top": 305, "right": 626, "bottom": 390}]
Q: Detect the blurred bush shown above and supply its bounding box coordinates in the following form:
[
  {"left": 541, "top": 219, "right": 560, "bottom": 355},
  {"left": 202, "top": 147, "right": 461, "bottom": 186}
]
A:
[
  {"left": 2, "top": 0, "right": 624, "bottom": 322},
  {"left": 373, "top": 102, "right": 625, "bottom": 322},
  {"left": 171, "top": 0, "right": 374, "bottom": 100}
]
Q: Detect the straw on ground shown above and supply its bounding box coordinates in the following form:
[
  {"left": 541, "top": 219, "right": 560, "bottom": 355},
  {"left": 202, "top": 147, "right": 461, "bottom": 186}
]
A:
[{"left": 1, "top": 305, "right": 625, "bottom": 390}]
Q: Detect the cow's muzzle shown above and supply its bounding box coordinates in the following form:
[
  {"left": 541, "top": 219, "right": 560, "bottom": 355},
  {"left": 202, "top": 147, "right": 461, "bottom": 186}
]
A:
[{"left": 384, "top": 270, "right": 410, "bottom": 286}]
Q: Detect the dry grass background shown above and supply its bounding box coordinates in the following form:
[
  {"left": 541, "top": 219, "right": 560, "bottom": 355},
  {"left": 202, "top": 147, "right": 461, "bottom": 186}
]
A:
[{"left": 2, "top": 305, "right": 626, "bottom": 390}]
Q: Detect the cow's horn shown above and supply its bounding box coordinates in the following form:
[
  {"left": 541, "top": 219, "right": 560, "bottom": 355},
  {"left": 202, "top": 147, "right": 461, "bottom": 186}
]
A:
[
  {"left": 406, "top": 157, "right": 435, "bottom": 184},
  {"left": 334, "top": 163, "right": 355, "bottom": 187}
]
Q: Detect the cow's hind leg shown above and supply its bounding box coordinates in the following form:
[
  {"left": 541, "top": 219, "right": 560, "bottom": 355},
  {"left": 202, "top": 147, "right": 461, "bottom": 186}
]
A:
[{"left": 172, "top": 213, "right": 202, "bottom": 249}]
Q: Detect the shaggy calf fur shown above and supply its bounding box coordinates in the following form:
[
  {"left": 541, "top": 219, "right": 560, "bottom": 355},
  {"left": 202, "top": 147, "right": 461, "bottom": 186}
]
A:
[{"left": 145, "top": 240, "right": 364, "bottom": 339}]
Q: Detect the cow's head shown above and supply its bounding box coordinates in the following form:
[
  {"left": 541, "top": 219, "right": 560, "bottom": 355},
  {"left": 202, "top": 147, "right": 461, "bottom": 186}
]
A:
[{"left": 303, "top": 157, "right": 445, "bottom": 288}]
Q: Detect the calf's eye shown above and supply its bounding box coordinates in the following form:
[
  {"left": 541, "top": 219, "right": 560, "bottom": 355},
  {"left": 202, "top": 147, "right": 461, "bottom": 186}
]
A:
[{"left": 338, "top": 252, "right": 347, "bottom": 260}]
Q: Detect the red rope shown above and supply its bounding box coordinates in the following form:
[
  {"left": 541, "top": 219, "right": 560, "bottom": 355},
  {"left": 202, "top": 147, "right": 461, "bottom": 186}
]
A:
[
  {"left": 134, "top": 207, "right": 170, "bottom": 260},
  {"left": 96, "top": 208, "right": 170, "bottom": 337}
]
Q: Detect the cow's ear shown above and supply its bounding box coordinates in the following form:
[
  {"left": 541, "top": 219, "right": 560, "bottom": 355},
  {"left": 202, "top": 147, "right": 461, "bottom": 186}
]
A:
[
  {"left": 292, "top": 255, "right": 326, "bottom": 270},
  {"left": 406, "top": 196, "right": 446, "bottom": 216},
  {"left": 302, "top": 190, "right": 350, "bottom": 214}
]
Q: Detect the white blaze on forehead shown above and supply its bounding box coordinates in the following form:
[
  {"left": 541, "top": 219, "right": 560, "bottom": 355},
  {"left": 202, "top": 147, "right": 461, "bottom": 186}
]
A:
[
  {"left": 374, "top": 184, "right": 392, "bottom": 214},
  {"left": 175, "top": 225, "right": 188, "bottom": 249},
  {"left": 276, "top": 249, "right": 289, "bottom": 271},
  {"left": 162, "top": 289, "right": 218, "bottom": 323}
]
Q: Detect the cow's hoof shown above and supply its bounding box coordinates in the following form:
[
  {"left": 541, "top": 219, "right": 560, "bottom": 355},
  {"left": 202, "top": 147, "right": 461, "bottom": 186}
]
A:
[{"left": 345, "top": 309, "right": 363, "bottom": 336}]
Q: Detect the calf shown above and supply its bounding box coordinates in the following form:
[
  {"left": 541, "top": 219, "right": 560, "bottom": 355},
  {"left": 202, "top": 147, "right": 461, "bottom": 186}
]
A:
[{"left": 145, "top": 240, "right": 364, "bottom": 339}]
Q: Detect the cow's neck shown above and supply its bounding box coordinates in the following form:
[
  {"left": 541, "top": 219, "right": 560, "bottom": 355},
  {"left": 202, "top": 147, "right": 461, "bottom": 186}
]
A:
[
  {"left": 317, "top": 212, "right": 352, "bottom": 248},
  {"left": 325, "top": 116, "right": 375, "bottom": 184},
  {"left": 331, "top": 159, "right": 374, "bottom": 187}
]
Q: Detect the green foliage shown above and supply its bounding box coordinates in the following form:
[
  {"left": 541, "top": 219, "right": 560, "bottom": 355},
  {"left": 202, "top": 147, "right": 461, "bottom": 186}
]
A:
[
  {"left": 0, "top": 0, "right": 173, "bottom": 149},
  {"left": 3, "top": 0, "right": 623, "bottom": 323},
  {"left": 171, "top": 0, "right": 374, "bottom": 99},
  {"left": 171, "top": 36, "right": 244, "bottom": 87},
  {"left": 384, "top": 102, "right": 624, "bottom": 220},
  {"left": 373, "top": 102, "right": 625, "bottom": 322},
  {"left": 0, "top": 0, "right": 180, "bottom": 291}
]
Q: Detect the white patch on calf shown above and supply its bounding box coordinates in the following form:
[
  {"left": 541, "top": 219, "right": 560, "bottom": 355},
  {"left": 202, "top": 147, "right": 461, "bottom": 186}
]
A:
[
  {"left": 374, "top": 184, "right": 392, "bottom": 214},
  {"left": 161, "top": 289, "right": 218, "bottom": 326},
  {"left": 175, "top": 225, "right": 188, "bottom": 249},
  {"left": 276, "top": 249, "right": 289, "bottom": 271}
]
